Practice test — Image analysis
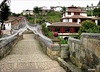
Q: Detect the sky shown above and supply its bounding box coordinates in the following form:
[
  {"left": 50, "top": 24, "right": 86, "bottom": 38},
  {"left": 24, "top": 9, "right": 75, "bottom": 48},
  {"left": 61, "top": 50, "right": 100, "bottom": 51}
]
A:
[{"left": 0, "top": 0, "right": 100, "bottom": 13}]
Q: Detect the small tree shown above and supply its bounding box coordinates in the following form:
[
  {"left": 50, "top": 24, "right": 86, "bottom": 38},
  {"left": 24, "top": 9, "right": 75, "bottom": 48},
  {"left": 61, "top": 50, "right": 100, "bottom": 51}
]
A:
[
  {"left": 0, "top": 3, "right": 10, "bottom": 30},
  {"left": 61, "top": 7, "right": 66, "bottom": 12},
  {"left": 78, "top": 20, "right": 98, "bottom": 37},
  {"left": 93, "top": 8, "right": 100, "bottom": 17},
  {"left": 33, "top": 7, "right": 42, "bottom": 14}
]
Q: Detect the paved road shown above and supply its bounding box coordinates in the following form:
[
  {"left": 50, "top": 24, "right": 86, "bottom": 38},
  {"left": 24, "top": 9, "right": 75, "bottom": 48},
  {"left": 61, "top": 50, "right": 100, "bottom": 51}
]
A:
[{"left": 0, "top": 34, "right": 65, "bottom": 72}]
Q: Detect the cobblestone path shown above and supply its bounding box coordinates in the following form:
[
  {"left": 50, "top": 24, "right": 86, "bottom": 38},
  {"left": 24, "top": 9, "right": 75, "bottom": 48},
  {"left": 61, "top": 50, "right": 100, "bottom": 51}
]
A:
[{"left": 0, "top": 34, "right": 65, "bottom": 72}]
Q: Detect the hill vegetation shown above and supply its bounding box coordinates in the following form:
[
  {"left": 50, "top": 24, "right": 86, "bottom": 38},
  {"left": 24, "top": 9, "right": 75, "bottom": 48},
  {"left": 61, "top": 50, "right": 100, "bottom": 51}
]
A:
[{"left": 24, "top": 11, "right": 62, "bottom": 24}]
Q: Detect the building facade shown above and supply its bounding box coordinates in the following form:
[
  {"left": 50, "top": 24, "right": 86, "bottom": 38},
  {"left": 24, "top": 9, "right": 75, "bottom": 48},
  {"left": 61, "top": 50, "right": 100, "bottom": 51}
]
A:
[
  {"left": 48, "top": 6, "right": 98, "bottom": 36},
  {"left": 23, "top": 10, "right": 34, "bottom": 15},
  {"left": 85, "top": 1, "right": 100, "bottom": 10},
  {"left": 50, "top": 6, "right": 63, "bottom": 12},
  {"left": 62, "top": 6, "right": 98, "bottom": 25}
]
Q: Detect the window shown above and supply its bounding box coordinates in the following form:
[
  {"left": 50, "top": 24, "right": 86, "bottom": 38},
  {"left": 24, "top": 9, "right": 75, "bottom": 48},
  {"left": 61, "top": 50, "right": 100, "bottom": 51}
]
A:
[
  {"left": 68, "top": 12, "right": 71, "bottom": 15},
  {"left": 75, "top": 29, "right": 79, "bottom": 33},
  {"left": 65, "top": 28, "right": 70, "bottom": 32},
  {"left": 74, "top": 12, "right": 80, "bottom": 15},
  {"left": 55, "top": 28, "right": 60, "bottom": 32},
  {"left": 48, "top": 28, "right": 52, "bottom": 31},
  {"left": 73, "top": 19, "right": 77, "bottom": 22}
]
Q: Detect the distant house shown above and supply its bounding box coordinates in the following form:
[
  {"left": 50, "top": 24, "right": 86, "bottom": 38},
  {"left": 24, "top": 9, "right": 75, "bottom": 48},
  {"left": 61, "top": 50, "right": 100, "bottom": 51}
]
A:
[
  {"left": 39, "top": 6, "right": 47, "bottom": 10},
  {"left": 23, "top": 10, "right": 34, "bottom": 15},
  {"left": 48, "top": 6, "right": 98, "bottom": 37},
  {"left": 62, "top": 6, "right": 98, "bottom": 25},
  {"left": 50, "top": 6, "right": 63, "bottom": 12},
  {"left": 85, "top": 1, "right": 100, "bottom": 10},
  {"left": 4, "top": 21, "right": 11, "bottom": 30}
]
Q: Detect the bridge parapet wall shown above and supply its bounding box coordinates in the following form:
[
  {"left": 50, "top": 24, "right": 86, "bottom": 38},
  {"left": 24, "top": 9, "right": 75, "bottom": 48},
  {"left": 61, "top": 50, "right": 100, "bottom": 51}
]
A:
[
  {"left": 68, "top": 33, "right": 100, "bottom": 72},
  {"left": 34, "top": 34, "right": 61, "bottom": 59},
  {"left": 0, "top": 34, "right": 23, "bottom": 59}
]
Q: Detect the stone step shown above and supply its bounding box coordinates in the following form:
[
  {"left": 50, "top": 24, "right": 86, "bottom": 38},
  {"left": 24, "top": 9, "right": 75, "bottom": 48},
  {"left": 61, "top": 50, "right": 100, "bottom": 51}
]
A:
[
  {"left": 0, "top": 54, "right": 52, "bottom": 62},
  {"left": 0, "top": 60, "right": 62, "bottom": 72}
]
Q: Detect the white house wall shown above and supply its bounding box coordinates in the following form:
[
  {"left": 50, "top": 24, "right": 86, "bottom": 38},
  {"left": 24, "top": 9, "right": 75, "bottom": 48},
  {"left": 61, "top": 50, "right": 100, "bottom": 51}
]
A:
[
  {"left": 63, "top": 19, "right": 69, "bottom": 22},
  {"left": 65, "top": 12, "right": 74, "bottom": 17},
  {"left": 77, "top": 19, "right": 81, "bottom": 24},
  {"left": 95, "top": 20, "right": 98, "bottom": 25},
  {"left": 69, "top": 19, "right": 72, "bottom": 22},
  {"left": 54, "top": 7, "right": 62, "bottom": 11},
  {"left": 4, "top": 23, "right": 11, "bottom": 30},
  {"left": 80, "top": 13, "right": 87, "bottom": 16}
]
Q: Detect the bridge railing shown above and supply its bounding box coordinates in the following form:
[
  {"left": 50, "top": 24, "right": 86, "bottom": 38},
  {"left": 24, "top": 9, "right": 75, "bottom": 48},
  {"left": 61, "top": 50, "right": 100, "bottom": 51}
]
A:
[
  {"left": 0, "top": 34, "right": 23, "bottom": 59},
  {"left": 0, "top": 18, "right": 27, "bottom": 59}
]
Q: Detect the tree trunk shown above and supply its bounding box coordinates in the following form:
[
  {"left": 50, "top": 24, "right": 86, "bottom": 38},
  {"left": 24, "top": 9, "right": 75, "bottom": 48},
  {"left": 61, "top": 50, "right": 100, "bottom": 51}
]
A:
[{"left": 1, "top": 21, "right": 4, "bottom": 30}]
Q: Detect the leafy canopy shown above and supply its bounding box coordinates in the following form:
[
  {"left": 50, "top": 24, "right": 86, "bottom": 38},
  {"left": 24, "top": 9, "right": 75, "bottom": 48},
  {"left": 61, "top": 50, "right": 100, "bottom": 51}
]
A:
[
  {"left": 61, "top": 7, "right": 66, "bottom": 12},
  {"left": 0, "top": 3, "right": 10, "bottom": 22},
  {"left": 33, "top": 7, "right": 42, "bottom": 14},
  {"left": 79, "top": 20, "right": 100, "bottom": 37}
]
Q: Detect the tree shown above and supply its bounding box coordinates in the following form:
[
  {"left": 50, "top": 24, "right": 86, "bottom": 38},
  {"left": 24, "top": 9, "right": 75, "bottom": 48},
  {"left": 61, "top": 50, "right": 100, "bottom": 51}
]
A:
[
  {"left": 61, "top": 7, "right": 66, "bottom": 12},
  {"left": 78, "top": 20, "right": 100, "bottom": 37},
  {"left": 87, "top": 10, "right": 92, "bottom": 16},
  {"left": 0, "top": 3, "right": 10, "bottom": 30},
  {"left": 0, "top": 0, "right": 8, "bottom": 8},
  {"left": 33, "top": 7, "right": 42, "bottom": 14},
  {"left": 93, "top": 8, "right": 100, "bottom": 17}
]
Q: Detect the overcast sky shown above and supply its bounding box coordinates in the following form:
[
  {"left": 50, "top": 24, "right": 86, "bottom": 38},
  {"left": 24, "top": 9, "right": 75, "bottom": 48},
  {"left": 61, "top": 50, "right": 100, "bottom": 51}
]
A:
[{"left": 0, "top": 0, "right": 100, "bottom": 13}]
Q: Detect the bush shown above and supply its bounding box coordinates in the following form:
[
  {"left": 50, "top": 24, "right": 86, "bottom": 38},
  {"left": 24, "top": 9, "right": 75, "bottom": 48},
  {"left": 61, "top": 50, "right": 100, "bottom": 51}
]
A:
[
  {"left": 78, "top": 20, "right": 99, "bottom": 37},
  {"left": 59, "top": 37, "right": 68, "bottom": 44},
  {"left": 48, "top": 32, "right": 54, "bottom": 39}
]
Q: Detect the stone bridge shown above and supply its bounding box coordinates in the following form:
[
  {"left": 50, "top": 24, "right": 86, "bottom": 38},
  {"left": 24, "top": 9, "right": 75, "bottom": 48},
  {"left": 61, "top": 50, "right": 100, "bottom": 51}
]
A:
[
  {"left": 0, "top": 31, "right": 65, "bottom": 72},
  {"left": 0, "top": 21, "right": 100, "bottom": 72}
]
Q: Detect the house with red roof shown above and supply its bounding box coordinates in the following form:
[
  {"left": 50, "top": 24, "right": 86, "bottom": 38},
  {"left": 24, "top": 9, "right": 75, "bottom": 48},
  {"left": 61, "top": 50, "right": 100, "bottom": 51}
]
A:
[{"left": 48, "top": 6, "right": 98, "bottom": 37}]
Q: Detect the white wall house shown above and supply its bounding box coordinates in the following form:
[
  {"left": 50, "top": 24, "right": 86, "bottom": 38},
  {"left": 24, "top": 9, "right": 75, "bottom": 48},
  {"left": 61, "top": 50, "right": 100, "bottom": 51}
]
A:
[
  {"left": 4, "top": 22, "right": 11, "bottom": 30},
  {"left": 0, "top": 21, "right": 11, "bottom": 30},
  {"left": 51, "top": 6, "right": 63, "bottom": 12},
  {"left": 62, "top": 6, "right": 98, "bottom": 25},
  {"left": 23, "top": 10, "right": 34, "bottom": 15},
  {"left": 54, "top": 7, "right": 62, "bottom": 12}
]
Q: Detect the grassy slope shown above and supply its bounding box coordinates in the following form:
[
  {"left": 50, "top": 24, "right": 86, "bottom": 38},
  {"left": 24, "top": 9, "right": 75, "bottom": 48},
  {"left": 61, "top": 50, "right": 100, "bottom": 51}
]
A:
[{"left": 25, "top": 11, "right": 62, "bottom": 24}]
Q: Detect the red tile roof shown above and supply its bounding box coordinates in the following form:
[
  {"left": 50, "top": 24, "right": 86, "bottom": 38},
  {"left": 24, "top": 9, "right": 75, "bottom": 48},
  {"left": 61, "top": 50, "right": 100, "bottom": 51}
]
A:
[
  {"left": 62, "top": 15, "right": 98, "bottom": 20},
  {"left": 48, "top": 22, "right": 81, "bottom": 27},
  {"left": 67, "top": 10, "right": 87, "bottom": 13}
]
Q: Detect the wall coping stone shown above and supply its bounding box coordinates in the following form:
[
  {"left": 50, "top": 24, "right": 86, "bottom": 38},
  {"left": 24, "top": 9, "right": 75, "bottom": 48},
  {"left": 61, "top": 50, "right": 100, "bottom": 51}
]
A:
[
  {"left": 61, "top": 44, "right": 68, "bottom": 47},
  {"left": 68, "top": 37, "right": 81, "bottom": 44},
  {"left": 0, "top": 37, "right": 17, "bottom": 48},
  {"left": 81, "top": 33, "right": 100, "bottom": 39},
  {"left": 57, "top": 57, "right": 82, "bottom": 72}
]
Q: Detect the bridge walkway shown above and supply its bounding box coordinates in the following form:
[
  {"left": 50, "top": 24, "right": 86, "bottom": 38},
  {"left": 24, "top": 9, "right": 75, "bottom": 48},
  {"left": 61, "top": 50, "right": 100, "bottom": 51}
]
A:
[{"left": 0, "top": 33, "right": 65, "bottom": 72}]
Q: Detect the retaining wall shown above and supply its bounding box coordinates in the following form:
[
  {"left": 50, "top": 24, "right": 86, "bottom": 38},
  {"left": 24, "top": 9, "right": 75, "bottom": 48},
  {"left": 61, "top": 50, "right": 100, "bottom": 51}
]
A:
[{"left": 68, "top": 33, "right": 100, "bottom": 72}]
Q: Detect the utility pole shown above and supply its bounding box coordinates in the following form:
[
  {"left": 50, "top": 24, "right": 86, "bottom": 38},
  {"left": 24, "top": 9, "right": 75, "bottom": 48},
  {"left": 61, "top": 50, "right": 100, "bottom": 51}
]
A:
[{"left": 91, "top": 4, "right": 93, "bottom": 16}]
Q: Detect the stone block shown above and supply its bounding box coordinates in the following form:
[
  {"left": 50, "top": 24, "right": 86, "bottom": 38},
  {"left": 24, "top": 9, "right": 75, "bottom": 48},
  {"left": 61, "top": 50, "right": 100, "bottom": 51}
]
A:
[{"left": 81, "top": 63, "right": 89, "bottom": 72}]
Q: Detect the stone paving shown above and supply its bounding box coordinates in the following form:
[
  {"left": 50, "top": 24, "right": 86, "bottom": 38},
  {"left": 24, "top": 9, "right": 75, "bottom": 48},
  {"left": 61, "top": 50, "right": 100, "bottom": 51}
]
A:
[{"left": 0, "top": 34, "right": 65, "bottom": 72}]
